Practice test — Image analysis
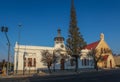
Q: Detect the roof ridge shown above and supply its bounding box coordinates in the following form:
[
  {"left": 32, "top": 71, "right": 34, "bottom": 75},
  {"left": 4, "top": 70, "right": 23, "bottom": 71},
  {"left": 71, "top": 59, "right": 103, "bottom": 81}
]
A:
[{"left": 84, "top": 40, "right": 100, "bottom": 50}]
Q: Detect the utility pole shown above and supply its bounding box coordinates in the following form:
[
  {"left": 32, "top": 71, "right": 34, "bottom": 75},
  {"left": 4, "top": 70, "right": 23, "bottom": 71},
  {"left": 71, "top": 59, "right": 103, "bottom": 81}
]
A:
[
  {"left": 16, "top": 24, "right": 22, "bottom": 74},
  {"left": 1, "top": 26, "right": 10, "bottom": 76}
]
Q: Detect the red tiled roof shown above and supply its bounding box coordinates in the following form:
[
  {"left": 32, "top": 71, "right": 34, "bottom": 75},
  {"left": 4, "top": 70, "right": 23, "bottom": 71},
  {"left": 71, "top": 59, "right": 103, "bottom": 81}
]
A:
[{"left": 84, "top": 41, "right": 99, "bottom": 50}]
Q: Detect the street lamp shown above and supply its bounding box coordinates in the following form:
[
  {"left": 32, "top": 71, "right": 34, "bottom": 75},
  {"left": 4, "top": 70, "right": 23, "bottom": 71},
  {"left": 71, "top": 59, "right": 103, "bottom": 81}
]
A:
[
  {"left": 1, "top": 26, "right": 10, "bottom": 76},
  {"left": 16, "top": 24, "right": 22, "bottom": 74}
]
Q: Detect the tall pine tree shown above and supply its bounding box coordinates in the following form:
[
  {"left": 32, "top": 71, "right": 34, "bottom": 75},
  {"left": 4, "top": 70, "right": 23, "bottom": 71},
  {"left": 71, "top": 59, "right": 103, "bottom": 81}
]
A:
[{"left": 66, "top": 0, "right": 86, "bottom": 72}]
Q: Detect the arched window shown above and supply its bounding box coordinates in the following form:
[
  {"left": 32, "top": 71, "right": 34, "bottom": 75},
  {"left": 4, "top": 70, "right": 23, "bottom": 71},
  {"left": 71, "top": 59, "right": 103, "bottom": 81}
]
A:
[
  {"left": 82, "top": 58, "right": 90, "bottom": 66},
  {"left": 87, "top": 59, "right": 89, "bottom": 66},
  {"left": 34, "top": 58, "right": 36, "bottom": 67},
  {"left": 28, "top": 58, "right": 32, "bottom": 67},
  {"left": 82, "top": 59, "right": 84, "bottom": 66},
  {"left": 84, "top": 58, "right": 86, "bottom": 66}
]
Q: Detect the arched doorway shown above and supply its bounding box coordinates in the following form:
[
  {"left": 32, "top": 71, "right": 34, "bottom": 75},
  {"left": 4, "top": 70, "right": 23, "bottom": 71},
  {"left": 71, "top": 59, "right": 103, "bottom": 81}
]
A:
[
  {"left": 60, "top": 59, "right": 65, "bottom": 70},
  {"left": 110, "top": 60, "right": 112, "bottom": 68}
]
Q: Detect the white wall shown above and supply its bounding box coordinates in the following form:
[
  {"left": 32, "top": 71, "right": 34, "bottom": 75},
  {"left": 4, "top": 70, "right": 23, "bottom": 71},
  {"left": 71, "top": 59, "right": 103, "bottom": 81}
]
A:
[{"left": 14, "top": 44, "right": 94, "bottom": 72}]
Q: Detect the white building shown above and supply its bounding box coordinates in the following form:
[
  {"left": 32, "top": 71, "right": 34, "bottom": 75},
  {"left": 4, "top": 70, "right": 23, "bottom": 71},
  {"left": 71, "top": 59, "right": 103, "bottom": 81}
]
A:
[
  {"left": 14, "top": 29, "right": 67, "bottom": 74},
  {"left": 79, "top": 49, "right": 94, "bottom": 68},
  {"left": 14, "top": 29, "right": 94, "bottom": 74}
]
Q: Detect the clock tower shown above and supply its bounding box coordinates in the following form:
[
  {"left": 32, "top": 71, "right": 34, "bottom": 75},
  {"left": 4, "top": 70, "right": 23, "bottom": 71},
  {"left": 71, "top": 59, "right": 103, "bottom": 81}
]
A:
[{"left": 54, "top": 29, "right": 65, "bottom": 49}]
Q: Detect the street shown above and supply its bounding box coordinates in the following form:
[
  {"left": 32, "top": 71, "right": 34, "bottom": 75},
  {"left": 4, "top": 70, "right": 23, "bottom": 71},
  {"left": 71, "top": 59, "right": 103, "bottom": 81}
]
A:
[{"left": 0, "top": 69, "right": 120, "bottom": 82}]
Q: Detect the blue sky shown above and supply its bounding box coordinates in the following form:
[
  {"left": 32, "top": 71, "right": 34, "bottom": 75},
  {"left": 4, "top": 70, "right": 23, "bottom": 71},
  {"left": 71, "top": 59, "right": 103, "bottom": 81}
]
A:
[{"left": 0, "top": 0, "right": 120, "bottom": 61}]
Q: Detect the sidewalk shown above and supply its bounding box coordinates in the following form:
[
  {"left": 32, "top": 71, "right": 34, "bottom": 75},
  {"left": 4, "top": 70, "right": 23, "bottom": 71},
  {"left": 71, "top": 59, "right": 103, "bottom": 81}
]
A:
[
  {"left": 0, "top": 69, "right": 95, "bottom": 78},
  {"left": 48, "top": 68, "right": 96, "bottom": 76},
  {"left": 0, "top": 68, "right": 118, "bottom": 79}
]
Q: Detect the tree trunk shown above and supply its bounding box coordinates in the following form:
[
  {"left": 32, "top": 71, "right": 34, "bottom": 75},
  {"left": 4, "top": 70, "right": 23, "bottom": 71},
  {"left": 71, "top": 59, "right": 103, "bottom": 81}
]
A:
[
  {"left": 48, "top": 63, "right": 51, "bottom": 73},
  {"left": 75, "top": 56, "right": 78, "bottom": 72},
  {"left": 94, "top": 61, "right": 98, "bottom": 71},
  {"left": 53, "top": 63, "right": 55, "bottom": 72}
]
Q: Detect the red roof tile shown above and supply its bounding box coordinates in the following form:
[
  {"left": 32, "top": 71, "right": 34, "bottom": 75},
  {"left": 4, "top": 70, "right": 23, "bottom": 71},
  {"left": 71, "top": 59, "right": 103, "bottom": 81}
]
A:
[{"left": 84, "top": 41, "right": 99, "bottom": 50}]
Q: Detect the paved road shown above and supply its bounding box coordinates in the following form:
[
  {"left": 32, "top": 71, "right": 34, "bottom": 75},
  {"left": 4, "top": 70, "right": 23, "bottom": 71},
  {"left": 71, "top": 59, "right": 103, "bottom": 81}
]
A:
[{"left": 0, "top": 69, "right": 120, "bottom": 82}]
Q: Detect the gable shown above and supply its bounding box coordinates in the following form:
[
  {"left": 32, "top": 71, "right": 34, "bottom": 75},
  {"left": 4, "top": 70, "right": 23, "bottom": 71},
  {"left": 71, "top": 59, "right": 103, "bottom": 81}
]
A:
[{"left": 96, "top": 40, "right": 111, "bottom": 50}]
